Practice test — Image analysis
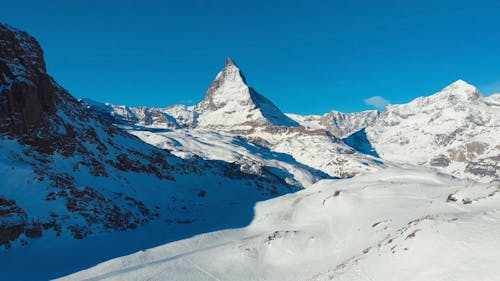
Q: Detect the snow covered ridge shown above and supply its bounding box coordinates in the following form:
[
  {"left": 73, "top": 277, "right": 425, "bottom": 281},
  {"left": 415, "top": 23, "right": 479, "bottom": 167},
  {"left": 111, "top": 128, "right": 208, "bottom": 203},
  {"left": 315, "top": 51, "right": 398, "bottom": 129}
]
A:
[{"left": 0, "top": 23, "right": 303, "bottom": 254}]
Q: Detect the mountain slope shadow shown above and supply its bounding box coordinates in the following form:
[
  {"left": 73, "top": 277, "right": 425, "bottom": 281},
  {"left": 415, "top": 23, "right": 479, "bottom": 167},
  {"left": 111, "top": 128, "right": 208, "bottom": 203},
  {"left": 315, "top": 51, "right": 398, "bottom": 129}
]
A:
[
  {"left": 0, "top": 156, "right": 301, "bottom": 281},
  {"left": 343, "top": 128, "right": 380, "bottom": 158}
]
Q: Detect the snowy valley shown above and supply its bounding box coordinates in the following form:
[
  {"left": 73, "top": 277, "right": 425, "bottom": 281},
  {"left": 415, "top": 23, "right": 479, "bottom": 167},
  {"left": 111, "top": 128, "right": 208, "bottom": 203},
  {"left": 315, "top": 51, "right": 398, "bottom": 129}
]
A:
[{"left": 0, "top": 23, "right": 499, "bottom": 281}]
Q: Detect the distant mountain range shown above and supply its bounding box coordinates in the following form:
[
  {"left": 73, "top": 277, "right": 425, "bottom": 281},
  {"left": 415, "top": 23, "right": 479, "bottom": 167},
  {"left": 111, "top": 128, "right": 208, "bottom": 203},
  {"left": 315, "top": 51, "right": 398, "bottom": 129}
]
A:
[{"left": 87, "top": 57, "right": 499, "bottom": 183}]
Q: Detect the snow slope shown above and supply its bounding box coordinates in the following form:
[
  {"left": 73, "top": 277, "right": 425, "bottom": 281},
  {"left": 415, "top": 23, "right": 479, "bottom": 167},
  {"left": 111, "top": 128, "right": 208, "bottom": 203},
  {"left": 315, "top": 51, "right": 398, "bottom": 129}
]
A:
[
  {"left": 60, "top": 166, "right": 500, "bottom": 281},
  {"left": 126, "top": 126, "right": 382, "bottom": 181},
  {"left": 127, "top": 128, "right": 333, "bottom": 187}
]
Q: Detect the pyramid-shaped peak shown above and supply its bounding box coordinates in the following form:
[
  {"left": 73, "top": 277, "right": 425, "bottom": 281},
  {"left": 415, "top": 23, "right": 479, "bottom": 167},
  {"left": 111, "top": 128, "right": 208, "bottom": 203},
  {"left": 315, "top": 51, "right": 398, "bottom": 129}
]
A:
[
  {"left": 429, "top": 79, "right": 482, "bottom": 103},
  {"left": 213, "top": 57, "right": 247, "bottom": 84},
  {"left": 194, "top": 58, "right": 299, "bottom": 128},
  {"left": 225, "top": 57, "right": 237, "bottom": 67},
  {"left": 221, "top": 57, "right": 244, "bottom": 80},
  {"left": 448, "top": 79, "right": 475, "bottom": 89},
  {"left": 443, "top": 79, "right": 480, "bottom": 94}
]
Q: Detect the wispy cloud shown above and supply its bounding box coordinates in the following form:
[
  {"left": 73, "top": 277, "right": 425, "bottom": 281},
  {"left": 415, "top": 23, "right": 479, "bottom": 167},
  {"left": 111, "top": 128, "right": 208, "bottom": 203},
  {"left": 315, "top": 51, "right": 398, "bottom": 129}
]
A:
[{"left": 364, "top": 96, "right": 390, "bottom": 109}]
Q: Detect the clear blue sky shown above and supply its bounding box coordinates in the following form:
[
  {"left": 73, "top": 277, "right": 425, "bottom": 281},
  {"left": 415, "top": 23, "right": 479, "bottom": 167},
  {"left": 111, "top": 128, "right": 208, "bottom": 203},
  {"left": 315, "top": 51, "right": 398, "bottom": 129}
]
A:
[{"left": 2, "top": 0, "right": 500, "bottom": 114}]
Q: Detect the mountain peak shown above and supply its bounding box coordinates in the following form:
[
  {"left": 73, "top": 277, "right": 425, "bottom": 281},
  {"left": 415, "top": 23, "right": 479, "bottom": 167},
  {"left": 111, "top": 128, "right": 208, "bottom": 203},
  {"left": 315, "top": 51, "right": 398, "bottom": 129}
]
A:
[
  {"left": 447, "top": 79, "right": 475, "bottom": 90},
  {"left": 439, "top": 79, "right": 481, "bottom": 101},
  {"left": 225, "top": 57, "right": 237, "bottom": 67},
  {"left": 194, "top": 58, "right": 299, "bottom": 129},
  {"left": 212, "top": 57, "right": 247, "bottom": 85},
  {"left": 196, "top": 58, "right": 248, "bottom": 112}
]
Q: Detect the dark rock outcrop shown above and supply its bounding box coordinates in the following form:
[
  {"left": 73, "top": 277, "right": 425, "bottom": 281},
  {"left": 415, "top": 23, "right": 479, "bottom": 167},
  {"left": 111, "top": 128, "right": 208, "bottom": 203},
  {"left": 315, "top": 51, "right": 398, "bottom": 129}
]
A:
[{"left": 0, "top": 24, "right": 58, "bottom": 135}]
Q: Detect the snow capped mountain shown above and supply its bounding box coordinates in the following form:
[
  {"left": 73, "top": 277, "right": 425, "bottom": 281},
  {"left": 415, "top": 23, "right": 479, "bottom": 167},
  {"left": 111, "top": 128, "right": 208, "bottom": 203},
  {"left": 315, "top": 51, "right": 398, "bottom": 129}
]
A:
[
  {"left": 367, "top": 80, "right": 500, "bottom": 182},
  {"left": 194, "top": 58, "right": 299, "bottom": 131},
  {"left": 286, "top": 80, "right": 499, "bottom": 183},
  {"left": 89, "top": 58, "right": 300, "bottom": 132}
]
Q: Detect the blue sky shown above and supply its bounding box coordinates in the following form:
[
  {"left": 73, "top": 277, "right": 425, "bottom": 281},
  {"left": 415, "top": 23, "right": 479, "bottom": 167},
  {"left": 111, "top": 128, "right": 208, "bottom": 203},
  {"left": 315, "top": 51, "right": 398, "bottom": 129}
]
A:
[{"left": 2, "top": 0, "right": 500, "bottom": 114}]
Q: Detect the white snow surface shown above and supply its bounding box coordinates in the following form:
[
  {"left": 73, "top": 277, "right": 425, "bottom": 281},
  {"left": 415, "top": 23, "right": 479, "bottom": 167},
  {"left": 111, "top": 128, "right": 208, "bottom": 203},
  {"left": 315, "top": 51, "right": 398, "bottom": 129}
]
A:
[{"left": 59, "top": 166, "right": 500, "bottom": 281}]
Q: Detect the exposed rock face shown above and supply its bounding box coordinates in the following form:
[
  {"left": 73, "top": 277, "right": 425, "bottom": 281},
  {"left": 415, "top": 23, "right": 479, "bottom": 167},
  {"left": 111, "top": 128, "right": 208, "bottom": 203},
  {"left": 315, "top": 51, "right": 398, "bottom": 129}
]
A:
[
  {"left": 448, "top": 142, "right": 489, "bottom": 162},
  {"left": 0, "top": 24, "right": 58, "bottom": 135},
  {"left": 429, "top": 155, "right": 451, "bottom": 167},
  {"left": 0, "top": 24, "right": 112, "bottom": 157},
  {"left": 0, "top": 196, "right": 27, "bottom": 249}
]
